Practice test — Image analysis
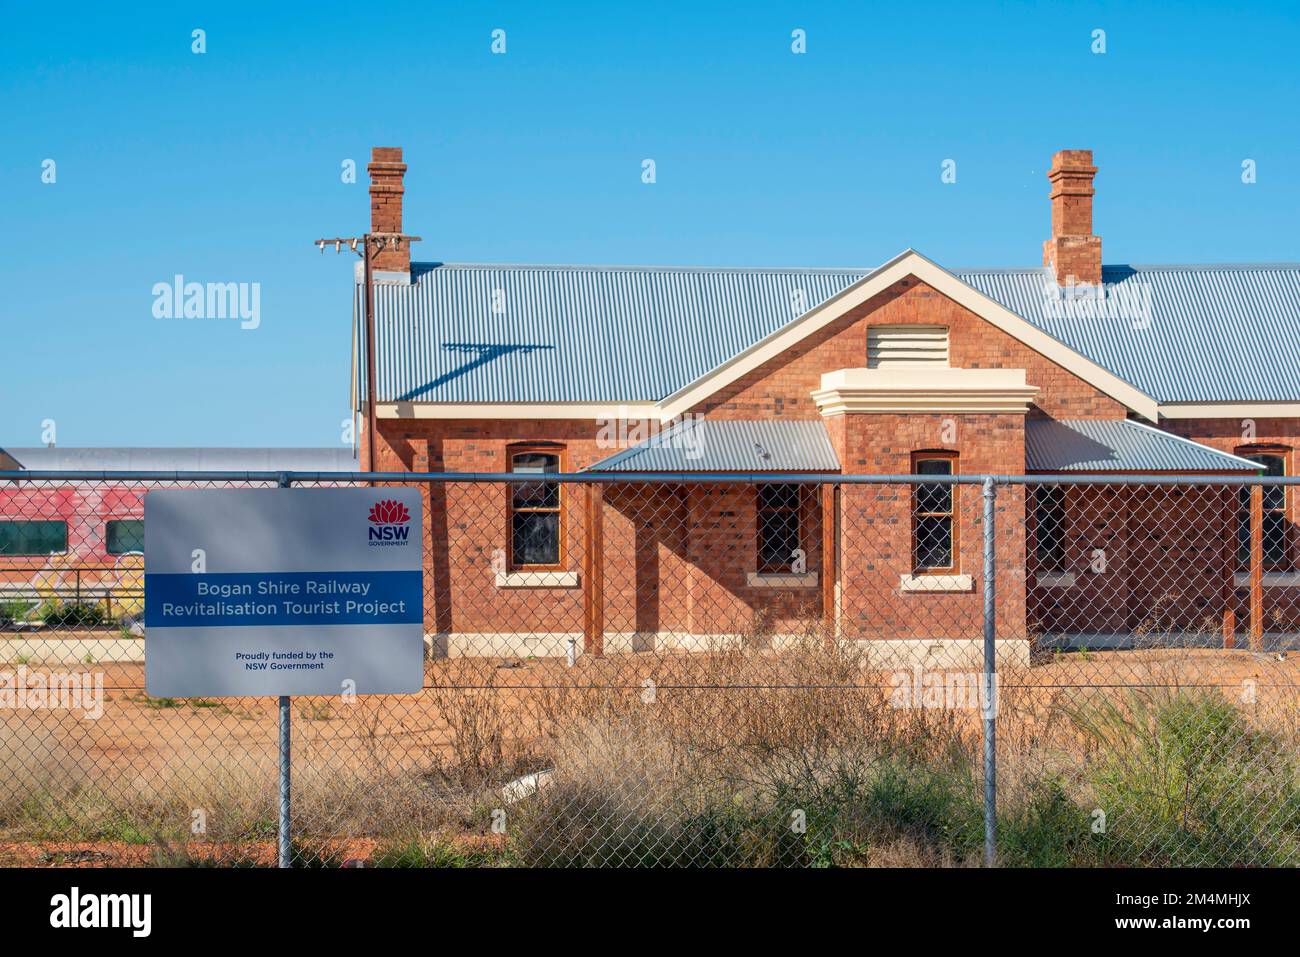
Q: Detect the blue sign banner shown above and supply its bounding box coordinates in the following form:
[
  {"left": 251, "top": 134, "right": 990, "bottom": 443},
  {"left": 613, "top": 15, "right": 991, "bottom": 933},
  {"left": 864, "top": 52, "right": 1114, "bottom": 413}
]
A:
[{"left": 145, "top": 570, "right": 424, "bottom": 628}]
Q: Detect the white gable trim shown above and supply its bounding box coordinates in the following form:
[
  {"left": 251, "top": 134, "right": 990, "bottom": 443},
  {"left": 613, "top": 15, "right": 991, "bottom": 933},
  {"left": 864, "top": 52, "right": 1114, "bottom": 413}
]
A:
[
  {"left": 1158, "top": 402, "right": 1300, "bottom": 420},
  {"left": 656, "top": 249, "right": 1159, "bottom": 423},
  {"left": 373, "top": 401, "right": 659, "bottom": 420}
]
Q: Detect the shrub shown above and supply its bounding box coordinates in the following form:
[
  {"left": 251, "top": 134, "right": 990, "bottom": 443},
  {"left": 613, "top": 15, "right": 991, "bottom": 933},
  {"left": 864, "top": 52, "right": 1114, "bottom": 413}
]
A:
[
  {"left": 507, "top": 685, "right": 1300, "bottom": 868},
  {"left": 1067, "top": 690, "right": 1300, "bottom": 866},
  {"left": 39, "top": 601, "right": 107, "bottom": 628},
  {"left": 371, "top": 833, "right": 523, "bottom": 868},
  {"left": 0, "top": 599, "right": 36, "bottom": 627},
  {"left": 995, "top": 777, "right": 1097, "bottom": 867}
]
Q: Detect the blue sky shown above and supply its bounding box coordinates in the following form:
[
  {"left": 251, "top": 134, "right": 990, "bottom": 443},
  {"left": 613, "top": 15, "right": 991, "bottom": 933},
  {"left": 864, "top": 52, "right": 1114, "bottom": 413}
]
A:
[{"left": 2, "top": 1, "right": 1298, "bottom": 447}]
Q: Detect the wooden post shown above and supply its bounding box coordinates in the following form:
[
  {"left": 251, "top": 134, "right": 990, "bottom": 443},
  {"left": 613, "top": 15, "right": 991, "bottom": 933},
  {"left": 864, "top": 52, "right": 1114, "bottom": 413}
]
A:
[
  {"left": 821, "top": 484, "right": 837, "bottom": 648},
  {"left": 1223, "top": 607, "right": 1236, "bottom": 648},
  {"left": 1250, "top": 484, "right": 1264, "bottom": 651},
  {"left": 582, "top": 484, "right": 592, "bottom": 654},
  {"left": 583, "top": 483, "right": 605, "bottom": 658}
]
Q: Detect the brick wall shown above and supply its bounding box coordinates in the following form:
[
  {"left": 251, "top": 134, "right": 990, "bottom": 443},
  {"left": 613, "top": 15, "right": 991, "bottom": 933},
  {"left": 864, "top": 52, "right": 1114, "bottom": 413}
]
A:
[
  {"left": 833, "top": 412, "right": 1028, "bottom": 642},
  {"left": 1027, "top": 485, "right": 1239, "bottom": 640},
  {"left": 1164, "top": 417, "right": 1300, "bottom": 468}
]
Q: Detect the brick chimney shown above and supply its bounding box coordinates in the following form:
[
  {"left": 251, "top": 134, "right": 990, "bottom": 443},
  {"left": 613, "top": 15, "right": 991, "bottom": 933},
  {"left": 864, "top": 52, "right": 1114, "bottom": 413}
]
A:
[
  {"left": 368, "top": 146, "right": 409, "bottom": 274},
  {"left": 1042, "top": 149, "right": 1101, "bottom": 286}
]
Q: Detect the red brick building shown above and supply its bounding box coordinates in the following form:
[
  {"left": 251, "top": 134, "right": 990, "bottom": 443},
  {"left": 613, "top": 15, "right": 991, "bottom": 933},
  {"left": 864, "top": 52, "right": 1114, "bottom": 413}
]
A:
[{"left": 354, "top": 148, "right": 1300, "bottom": 663}]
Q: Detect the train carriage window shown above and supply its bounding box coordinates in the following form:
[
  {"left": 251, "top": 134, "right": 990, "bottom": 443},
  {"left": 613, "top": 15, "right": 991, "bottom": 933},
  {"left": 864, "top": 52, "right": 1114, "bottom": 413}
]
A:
[
  {"left": 106, "top": 519, "right": 144, "bottom": 555},
  {"left": 0, "top": 520, "right": 67, "bottom": 556}
]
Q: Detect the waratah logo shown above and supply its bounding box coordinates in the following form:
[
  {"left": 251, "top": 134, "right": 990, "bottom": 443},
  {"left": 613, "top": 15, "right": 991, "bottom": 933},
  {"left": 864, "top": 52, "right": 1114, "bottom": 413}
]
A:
[
  {"left": 369, "top": 500, "right": 410, "bottom": 525},
  {"left": 368, "top": 499, "right": 411, "bottom": 546}
]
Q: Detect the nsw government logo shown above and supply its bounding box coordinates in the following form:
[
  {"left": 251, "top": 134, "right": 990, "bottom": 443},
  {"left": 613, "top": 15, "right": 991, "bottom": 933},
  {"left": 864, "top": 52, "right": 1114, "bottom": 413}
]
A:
[{"left": 368, "top": 499, "right": 412, "bottom": 547}]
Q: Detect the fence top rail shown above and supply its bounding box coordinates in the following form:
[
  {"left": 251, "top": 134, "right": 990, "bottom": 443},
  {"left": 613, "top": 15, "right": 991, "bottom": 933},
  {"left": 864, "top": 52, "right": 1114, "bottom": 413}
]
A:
[{"left": 1, "top": 469, "right": 1297, "bottom": 486}]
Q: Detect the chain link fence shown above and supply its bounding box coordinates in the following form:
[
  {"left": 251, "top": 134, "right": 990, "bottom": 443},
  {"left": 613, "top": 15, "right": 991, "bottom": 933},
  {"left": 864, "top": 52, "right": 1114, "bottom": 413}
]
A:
[{"left": 1, "top": 469, "right": 1297, "bottom": 867}]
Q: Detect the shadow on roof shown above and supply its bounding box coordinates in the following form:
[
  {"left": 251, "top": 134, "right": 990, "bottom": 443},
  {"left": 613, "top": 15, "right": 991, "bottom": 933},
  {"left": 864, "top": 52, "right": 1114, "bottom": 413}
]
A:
[{"left": 396, "top": 342, "right": 555, "bottom": 401}]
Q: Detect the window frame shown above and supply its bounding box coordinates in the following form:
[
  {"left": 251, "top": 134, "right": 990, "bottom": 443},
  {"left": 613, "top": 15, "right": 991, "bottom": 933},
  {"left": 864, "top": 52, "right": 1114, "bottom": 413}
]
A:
[
  {"left": 910, "top": 450, "right": 959, "bottom": 574},
  {"left": 506, "top": 444, "right": 566, "bottom": 572},
  {"left": 1032, "top": 485, "right": 1068, "bottom": 573},
  {"left": 1234, "top": 445, "right": 1292, "bottom": 571},
  {"left": 756, "top": 483, "right": 805, "bottom": 574},
  {"left": 0, "top": 519, "right": 69, "bottom": 557},
  {"left": 105, "top": 518, "right": 145, "bottom": 556}
]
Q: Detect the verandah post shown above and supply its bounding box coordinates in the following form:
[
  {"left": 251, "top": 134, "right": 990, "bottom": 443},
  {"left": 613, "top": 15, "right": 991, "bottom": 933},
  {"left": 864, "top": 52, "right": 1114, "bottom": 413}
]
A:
[
  {"left": 582, "top": 482, "right": 605, "bottom": 658},
  {"left": 821, "top": 483, "right": 837, "bottom": 649}
]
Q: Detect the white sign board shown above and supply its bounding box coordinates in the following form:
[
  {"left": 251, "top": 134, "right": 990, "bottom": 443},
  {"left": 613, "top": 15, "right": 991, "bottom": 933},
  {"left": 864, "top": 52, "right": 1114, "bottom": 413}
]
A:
[{"left": 145, "top": 488, "right": 424, "bottom": 697}]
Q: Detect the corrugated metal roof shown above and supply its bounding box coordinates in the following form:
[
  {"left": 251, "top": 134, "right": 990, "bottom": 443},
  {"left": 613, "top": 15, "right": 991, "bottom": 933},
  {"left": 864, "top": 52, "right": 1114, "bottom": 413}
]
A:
[
  {"left": 362, "top": 260, "right": 1300, "bottom": 406},
  {"left": 586, "top": 419, "right": 840, "bottom": 472},
  {"left": 0, "top": 448, "right": 360, "bottom": 471},
  {"left": 958, "top": 264, "right": 1300, "bottom": 403},
  {"left": 365, "top": 264, "right": 868, "bottom": 403},
  {"left": 1025, "top": 419, "right": 1261, "bottom": 472}
]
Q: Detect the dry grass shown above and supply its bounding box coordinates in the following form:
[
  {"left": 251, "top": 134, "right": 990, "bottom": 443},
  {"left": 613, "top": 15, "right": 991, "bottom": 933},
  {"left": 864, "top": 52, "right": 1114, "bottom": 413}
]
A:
[{"left": 3, "top": 626, "right": 1299, "bottom": 866}]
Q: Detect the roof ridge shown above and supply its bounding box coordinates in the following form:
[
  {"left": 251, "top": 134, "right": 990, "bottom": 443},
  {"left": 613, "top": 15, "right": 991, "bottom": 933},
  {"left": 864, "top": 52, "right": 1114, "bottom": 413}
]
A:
[
  {"left": 408, "top": 261, "right": 1300, "bottom": 275},
  {"left": 1112, "top": 262, "right": 1300, "bottom": 271},
  {"left": 410, "top": 260, "right": 878, "bottom": 270},
  {"left": 0, "top": 446, "right": 344, "bottom": 452},
  {"left": 957, "top": 262, "right": 1300, "bottom": 274}
]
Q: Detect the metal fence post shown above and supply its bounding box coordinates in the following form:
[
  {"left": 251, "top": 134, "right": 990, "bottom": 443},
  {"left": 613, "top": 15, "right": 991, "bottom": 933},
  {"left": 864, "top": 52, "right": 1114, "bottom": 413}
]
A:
[
  {"left": 277, "top": 472, "right": 292, "bottom": 869},
  {"left": 981, "top": 476, "right": 997, "bottom": 867}
]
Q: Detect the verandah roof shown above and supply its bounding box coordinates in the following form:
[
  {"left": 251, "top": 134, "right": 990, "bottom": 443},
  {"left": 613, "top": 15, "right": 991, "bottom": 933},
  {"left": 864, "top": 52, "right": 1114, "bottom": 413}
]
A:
[
  {"left": 1025, "top": 419, "right": 1260, "bottom": 473},
  {"left": 585, "top": 419, "right": 840, "bottom": 473}
]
